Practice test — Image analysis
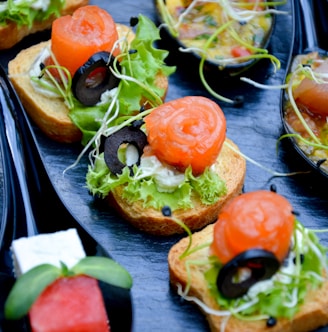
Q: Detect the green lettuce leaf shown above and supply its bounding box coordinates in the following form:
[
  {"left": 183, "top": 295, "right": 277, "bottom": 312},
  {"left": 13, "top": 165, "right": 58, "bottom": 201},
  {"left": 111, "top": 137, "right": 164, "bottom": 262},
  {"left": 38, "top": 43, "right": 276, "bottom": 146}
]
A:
[
  {"left": 69, "top": 98, "right": 112, "bottom": 146},
  {"left": 0, "top": 0, "right": 65, "bottom": 27},
  {"left": 187, "top": 167, "right": 227, "bottom": 204},
  {"left": 86, "top": 153, "right": 227, "bottom": 211}
]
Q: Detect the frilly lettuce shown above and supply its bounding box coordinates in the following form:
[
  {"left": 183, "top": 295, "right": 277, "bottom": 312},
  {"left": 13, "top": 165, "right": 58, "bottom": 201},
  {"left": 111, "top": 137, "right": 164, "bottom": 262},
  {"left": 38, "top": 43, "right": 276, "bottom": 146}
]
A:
[
  {"left": 0, "top": 0, "right": 65, "bottom": 27},
  {"left": 86, "top": 153, "right": 227, "bottom": 211}
]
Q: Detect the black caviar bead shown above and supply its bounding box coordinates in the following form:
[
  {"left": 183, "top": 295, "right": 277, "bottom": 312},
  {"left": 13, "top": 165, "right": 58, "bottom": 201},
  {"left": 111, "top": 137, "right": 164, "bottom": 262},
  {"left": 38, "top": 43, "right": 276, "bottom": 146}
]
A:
[
  {"left": 129, "top": 49, "right": 138, "bottom": 55},
  {"left": 270, "top": 184, "right": 277, "bottom": 193},
  {"left": 131, "top": 119, "right": 144, "bottom": 129},
  {"left": 130, "top": 16, "right": 139, "bottom": 27},
  {"left": 233, "top": 95, "right": 244, "bottom": 107},
  {"left": 291, "top": 210, "right": 300, "bottom": 216},
  {"left": 38, "top": 62, "right": 46, "bottom": 78},
  {"left": 162, "top": 206, "right": 172, "bottom": 217},
  {"left": 266, "top": 317, "right": 277, "bottom": 327}
]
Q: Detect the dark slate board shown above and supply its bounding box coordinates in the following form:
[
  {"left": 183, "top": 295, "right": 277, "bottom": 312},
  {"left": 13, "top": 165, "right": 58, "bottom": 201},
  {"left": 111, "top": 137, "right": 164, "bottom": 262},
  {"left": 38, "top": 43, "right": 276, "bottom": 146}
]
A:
[{"left": 1, "top": 1, "right": 328, "bottom": 332}]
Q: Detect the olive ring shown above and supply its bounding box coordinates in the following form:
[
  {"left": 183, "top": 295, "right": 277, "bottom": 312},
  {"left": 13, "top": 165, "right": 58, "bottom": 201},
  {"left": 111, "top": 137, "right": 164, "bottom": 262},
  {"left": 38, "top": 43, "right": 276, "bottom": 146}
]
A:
[
  {"left": 104, "top": 126, "right": 148, "bottom": 175},
  {"left": 72, "top": 51, "right": 121, "bottom": 106},
  {"left": 216, "top": 249, "right": 280, "bottom": 299}
]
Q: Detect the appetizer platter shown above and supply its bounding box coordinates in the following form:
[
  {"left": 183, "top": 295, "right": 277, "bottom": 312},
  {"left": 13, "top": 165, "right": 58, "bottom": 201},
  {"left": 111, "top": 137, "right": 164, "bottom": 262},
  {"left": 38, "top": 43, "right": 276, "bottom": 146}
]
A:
[{"left": 0, "top": 0, "right": 328, "bottom": 332}]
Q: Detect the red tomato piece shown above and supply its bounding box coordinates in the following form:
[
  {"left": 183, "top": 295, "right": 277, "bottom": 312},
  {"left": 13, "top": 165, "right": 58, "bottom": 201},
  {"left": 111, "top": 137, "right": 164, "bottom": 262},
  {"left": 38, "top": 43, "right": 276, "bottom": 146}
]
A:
[{"left": 231, "top": 46, "right": 252, "bottom": 58}]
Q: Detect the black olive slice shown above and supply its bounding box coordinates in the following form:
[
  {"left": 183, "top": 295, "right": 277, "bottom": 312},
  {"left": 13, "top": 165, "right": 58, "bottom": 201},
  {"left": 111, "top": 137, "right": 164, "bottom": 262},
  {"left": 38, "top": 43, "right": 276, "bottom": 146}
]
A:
[
  {"left": 104, "top": 126, "right": 148, "bottom": 175},
  {"left": 216, "top": 249, "right": 280, "bottom": 299},
  {"left": 72, "top": 51, "right": 121, "bottom": 106}
]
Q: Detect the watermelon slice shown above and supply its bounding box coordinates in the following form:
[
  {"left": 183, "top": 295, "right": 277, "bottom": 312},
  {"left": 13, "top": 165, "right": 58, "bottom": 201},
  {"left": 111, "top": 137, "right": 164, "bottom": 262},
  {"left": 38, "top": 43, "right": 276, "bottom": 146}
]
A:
[{"left": 29, "top": 275, "right": 110, "bottom": 332}]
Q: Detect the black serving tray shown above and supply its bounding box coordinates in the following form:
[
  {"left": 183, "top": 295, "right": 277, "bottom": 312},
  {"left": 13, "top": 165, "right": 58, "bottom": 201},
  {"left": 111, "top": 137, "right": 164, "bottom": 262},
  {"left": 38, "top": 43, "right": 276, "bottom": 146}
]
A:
[{"left": 1, "top": 1, "right": 328, "bottom": 332}]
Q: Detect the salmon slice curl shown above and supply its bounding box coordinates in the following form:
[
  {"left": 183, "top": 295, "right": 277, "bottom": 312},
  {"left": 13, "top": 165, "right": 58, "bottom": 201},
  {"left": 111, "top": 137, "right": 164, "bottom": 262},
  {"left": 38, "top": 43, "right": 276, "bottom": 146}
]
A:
[{"left": 144, "top": 96, "right": 226, "bottom": 175}]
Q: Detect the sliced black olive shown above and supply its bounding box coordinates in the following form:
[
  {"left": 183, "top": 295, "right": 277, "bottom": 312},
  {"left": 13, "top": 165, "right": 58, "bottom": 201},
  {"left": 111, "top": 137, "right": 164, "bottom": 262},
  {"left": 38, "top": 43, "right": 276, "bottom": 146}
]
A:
[
  {"left": 293, "top": 253, "right": 305, "bottom": 265},
  {"left": 104, "top": 126, "right": 147, "bottom": 175},
  {"left": 216, "top": 249, "right": 280, "bottom": 299},
  {"left": 72, "top": 52, "right": 121, "bottom": 106}
]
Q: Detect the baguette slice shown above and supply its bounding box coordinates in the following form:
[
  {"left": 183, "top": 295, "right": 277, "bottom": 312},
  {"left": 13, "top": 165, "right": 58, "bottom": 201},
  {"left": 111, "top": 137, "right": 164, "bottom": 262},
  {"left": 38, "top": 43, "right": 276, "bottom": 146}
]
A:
[
  {"left": 107, "top": 138, "right": 246, "bottom": 236},
  {"left": 168, "top": 224, "right": 328, "bottom": 332},
  {"left": 0, "top": 0, "right": 89, "bottom": 50},
  {"left": 8, "top": 24, "right": 169, "bottom": 143}
]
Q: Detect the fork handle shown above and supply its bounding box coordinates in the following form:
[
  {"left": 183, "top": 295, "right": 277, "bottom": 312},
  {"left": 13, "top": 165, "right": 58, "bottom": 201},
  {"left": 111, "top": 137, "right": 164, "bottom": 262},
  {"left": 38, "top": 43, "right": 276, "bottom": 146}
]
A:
[
  {"left": 293, "top": 0, "right": 325, "bottom": 55},
  {"left": 0, "top": 76, "right": 38, "bottom": 237},
  {"left": 298, "top": 0, "right": 319, "bottom": 52}
]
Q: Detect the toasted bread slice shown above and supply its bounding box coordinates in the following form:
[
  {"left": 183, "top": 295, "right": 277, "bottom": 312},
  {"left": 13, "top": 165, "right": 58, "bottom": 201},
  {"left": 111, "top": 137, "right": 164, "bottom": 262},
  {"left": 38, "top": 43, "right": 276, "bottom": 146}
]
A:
[
  {"left": 168, "top": 224, "right": 328, "bottom": 332},
  {"left": 8, "top": 24, "right": 169, "bottom": 143},
  {"left": 107, "top": 138, "right": 246, "bottom": 236},
  {"left": 0, "top": 0, "right": 89, "bottom": 50}
]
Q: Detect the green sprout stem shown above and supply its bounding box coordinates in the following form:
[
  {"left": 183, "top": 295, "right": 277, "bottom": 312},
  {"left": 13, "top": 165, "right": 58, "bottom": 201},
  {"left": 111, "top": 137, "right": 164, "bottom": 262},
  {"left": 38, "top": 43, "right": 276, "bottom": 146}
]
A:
[{"left": 287, "top": 67, "right": 321, "bottom": 144}]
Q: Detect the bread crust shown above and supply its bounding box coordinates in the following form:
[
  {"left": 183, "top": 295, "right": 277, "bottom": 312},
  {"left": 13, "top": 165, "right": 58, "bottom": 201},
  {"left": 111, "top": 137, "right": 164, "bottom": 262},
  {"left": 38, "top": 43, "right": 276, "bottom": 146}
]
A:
[
  {"left": 0, "top": 0, "right": 89, "bottom": 50},
  {"left": 168, "top": 224, "right": 328, "bottom": 332},
  {"left": 108, "top": 138, "right": 246, "bottom": 236},
  {"left": 8, "top": 25, "right": 169, "bottom": 143},
  {"left": 9, "top": 41, "right": 83, "bottom": 143}
]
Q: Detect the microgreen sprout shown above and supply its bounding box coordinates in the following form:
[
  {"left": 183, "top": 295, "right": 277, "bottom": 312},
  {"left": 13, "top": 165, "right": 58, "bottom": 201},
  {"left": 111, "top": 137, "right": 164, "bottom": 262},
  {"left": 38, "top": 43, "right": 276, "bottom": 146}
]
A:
[
  {"left": 30, "top": 50, "right": 75, "bottom": 109},
  {"left": 161, "top": 206, "right": 193, "bottom": 258},
  {"left": 223, "top": 140, "right": 306, "bottom": 177}
]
